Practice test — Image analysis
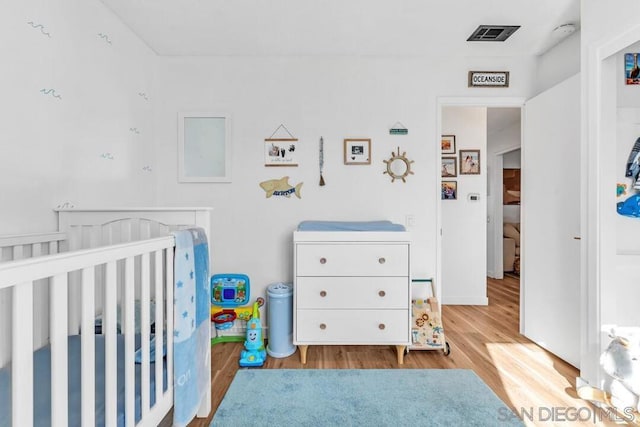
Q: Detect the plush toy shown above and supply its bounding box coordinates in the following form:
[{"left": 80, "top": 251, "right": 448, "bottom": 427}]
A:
[
  {"left": 578, "top": 328, "right": 640, "bottom": 424},
  {"left": 601, "top": 331, "right": 640, "bottom": 396}
]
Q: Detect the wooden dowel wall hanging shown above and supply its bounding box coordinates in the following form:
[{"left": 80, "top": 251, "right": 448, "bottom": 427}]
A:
[{"left": 265, "top": 124, "right": 298, "bottom": 167}]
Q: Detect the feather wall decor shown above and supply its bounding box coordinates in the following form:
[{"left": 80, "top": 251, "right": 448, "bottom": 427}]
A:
[{"left": 319, "top": 136, "right": 326, "bottom": 186}]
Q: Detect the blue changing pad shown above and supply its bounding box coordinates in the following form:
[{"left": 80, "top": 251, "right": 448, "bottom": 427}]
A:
[
  {"left": 297, "top": 220, "right": 406, "bottom": 232},
  {"left": 0, "top": 334, "right": 167, "bottom": 427}
]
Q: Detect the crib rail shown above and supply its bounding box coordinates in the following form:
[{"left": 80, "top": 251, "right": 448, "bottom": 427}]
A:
[
  {"left": 0, "top": 231, "right": 66, "bottom": 261},
  {"left": 0, "top": 232, "right": 67, "bottom": 368},
  {"left": 0, "top": 236, "right": 175, "bottom": 427}
]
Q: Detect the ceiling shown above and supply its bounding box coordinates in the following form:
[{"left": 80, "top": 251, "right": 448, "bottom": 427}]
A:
[
  {"left": 100, "top": 0, "right": 579, "bottom": 57},
  {"left": 488, "top": 108, "right": 521, "bottom": 135}
]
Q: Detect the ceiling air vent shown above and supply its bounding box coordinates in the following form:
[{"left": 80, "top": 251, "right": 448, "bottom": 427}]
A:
[{"left": 467, "top": 25, "right": 520, "bottom": 42}]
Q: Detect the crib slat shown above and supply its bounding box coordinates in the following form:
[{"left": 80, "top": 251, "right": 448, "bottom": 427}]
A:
[
  {"left": 32, "top": 243, "right": 42, "bottom": 258},
  {"left": 104, "top": 261, "right": 118, "bottom": 427},
  {"left": 50, "top": 273, "right": 69, "bottom": 427},
  {"left": 12, "top": 281, "right": 33, "bottom": 427},
  {"left": 124, "top": 256, "right": 135, "bottom": 427},
  {"left": 166, "top": 248, "right": 174, "bottom": 394},
  {"left": 12, "top": 245, "right": 24, "bottom": 261},
  {"left": 31, "top": 243, "right": 47, "bottom": 351},
  {"left": 141, "top": 252, "right": 151, "bottom": 416},
  {"left": 154, "top": 249, "right": 163, "bottom": 404},
  {"left": 81, "top": 266, "right": 96, "bottom": 427}
]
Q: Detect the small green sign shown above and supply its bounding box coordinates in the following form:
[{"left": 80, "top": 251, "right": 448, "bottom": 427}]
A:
[{"left": 390, "top": 128, "right": 408, "bottom": 135}]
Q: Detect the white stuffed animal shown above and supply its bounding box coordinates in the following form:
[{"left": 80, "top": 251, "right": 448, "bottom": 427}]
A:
[
  {"left": 578, "top": 328, "right": 640, "bottom": 424},
  {"left": 600, "top": 330, "right": 640, "bottom": 396}
]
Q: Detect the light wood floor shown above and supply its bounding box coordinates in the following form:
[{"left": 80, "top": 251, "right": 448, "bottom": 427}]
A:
[{"left": 189, "top": 277, "right": 622, "bottom": 426}]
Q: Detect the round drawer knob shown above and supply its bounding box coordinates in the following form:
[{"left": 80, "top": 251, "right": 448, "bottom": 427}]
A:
[
  {"left": 378, "top": 323, "right": 386, "bottom": 330},
  {"left": 319, "top": 323, "right": 327, "bottom": 330},
  {"left": 320, "top": 290, "right": 327, "bottom": 297},
  {"left": 378, "top": 290, "right": 386, "bottom": 297},
  {"left": 378, "top": 257, "right": 386, "bottom": 264},
  {"left": 319, "top": 257, "right": 327, "bottom": 264}
]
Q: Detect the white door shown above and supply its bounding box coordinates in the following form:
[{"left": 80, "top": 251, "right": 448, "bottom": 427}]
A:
[{"left": 522, "top": 74, "right": 581, "bottom": 367}]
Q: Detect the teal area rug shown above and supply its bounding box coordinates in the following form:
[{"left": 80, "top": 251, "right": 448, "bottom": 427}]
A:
[{"left": 211, "top": 369, "right": 523, "bottom": 426}]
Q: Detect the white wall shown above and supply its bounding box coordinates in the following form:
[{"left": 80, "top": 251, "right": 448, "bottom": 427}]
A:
[
  {"left": 616, "top": 108, "right": 640, "bottom": 327},
  {"left": 536, "top": 30, "right": 581, "bottom": 95},
  {"left": 0, "top": 1, "right": 156, "bottom": 234},
  {"left": 503, "top": 149, "right": 521, "bottom": 168},
  {"left": 441, "top": 107, "right": 488, "bottom": 304},
  {"left": 153, "top": 56, "right": 536, "bottom": 300},
  {"left": 614, "top": 45, "right": 640, "bottom": 329},
  {"left": 581, "top": 0, "right": 640, "bottom": 386}
]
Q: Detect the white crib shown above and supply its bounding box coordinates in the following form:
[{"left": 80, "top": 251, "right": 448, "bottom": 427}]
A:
[{"left": 0, "top": 207, "right": 213, "bottom": 427}]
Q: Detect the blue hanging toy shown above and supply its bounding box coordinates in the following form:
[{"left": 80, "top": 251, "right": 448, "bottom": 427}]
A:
[
  {"left": 239, "top": 301, "right": 267, "bottom": 367},
  {"left": 618, "top": 137, "right": 640, "bottom": 218}
]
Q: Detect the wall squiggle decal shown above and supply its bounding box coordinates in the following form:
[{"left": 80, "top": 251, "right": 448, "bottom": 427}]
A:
[
  {"left": 56, "top": 202, "right": 75, "bottom": 209},
  {"left": 27, "top": 21, "right": 51, "bottom": 38},
  {"left": 40, "top": 88, "right": 62, "bottom": 100},
  {"left": 142, "top": 166, "right": 153, "bottom": 172},
  {"left": 138, "top": 92, "right": 149, "bottom": 101},
  {"left": 97, "top": 33, "right": 112, "bottom": 45},
  {"left": 129, "top": 127, "right": 140, "bottom": 134},
  {"left": 100, "top": 153, "right": 114, "bottom": 160}
]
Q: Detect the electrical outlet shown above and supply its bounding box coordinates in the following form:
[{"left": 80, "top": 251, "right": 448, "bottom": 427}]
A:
[{"left": 405, "top": 215, "right": 416, "bottom": 228}]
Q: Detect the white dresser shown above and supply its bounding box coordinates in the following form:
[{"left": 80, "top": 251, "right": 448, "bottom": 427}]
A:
[{"left": 293, "top": 230, "right": 411, "bottom": 364}]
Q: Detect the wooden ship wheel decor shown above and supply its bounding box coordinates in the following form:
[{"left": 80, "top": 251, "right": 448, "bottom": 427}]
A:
[{"left": 383, "top": 147, "right": 414, "bottom": 183}]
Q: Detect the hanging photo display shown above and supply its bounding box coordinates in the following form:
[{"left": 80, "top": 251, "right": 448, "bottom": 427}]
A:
[{"left": 265, "top": 124, "right": 298, "bottom": 166}]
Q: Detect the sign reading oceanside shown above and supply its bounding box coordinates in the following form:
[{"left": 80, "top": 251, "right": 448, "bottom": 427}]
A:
[{"left": 468, "top": 71, "right": 510, "bottom": 88}]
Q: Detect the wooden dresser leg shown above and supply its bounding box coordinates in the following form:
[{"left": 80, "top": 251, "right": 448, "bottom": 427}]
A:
[
  {"left": 299, "top": 345, "right": 308, "bottom": 364},
  {"left": 395, "top": 345, "right": 405, "bottom": 365}
]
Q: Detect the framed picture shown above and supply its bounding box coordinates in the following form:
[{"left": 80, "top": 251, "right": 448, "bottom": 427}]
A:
[
  {"left": 441, "top": 157, "right": 457, "bottom": 177},
  {"left": 442, "top": 181, "right": 457, "bottom": 200},
  {"left": 459, "top": 149, "right": 480, "bottom": 175},
  {"left": 625, "top": 53, "right": 640, "bottom": 85},
  {"left": 265, "top": 138, "right": 298, "bottom": 167},
  {"left": 441, "top": 135, "right": 456, "bottom": 154},
  {"left": 178, "top": 112, "right": 232, "bottom": 182},
  {"left": 344, "top": 139, "right": 371, "bottom": 165}
]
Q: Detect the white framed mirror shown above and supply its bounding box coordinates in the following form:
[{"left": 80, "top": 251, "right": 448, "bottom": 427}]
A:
[{"left": 178, "top": 112, "right": 232, "bottom": 183}]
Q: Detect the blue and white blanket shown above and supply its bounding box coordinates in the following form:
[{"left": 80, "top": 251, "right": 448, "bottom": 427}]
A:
[{"left": 172, "top": 228, "right": 210, "bottom": 427}]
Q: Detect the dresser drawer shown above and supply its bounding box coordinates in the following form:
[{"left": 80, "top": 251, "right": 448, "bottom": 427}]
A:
[
  {"left": 296, "top": 277, "right": 408, "bottom": 309},
  {"left": 296, "top": 244, "right": 408, "bottom": 277},
  {"left": 295, "top": 309, "right": 410, "bottom": 344}
]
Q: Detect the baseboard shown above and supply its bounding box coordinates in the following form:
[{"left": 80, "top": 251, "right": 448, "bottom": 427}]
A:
[
  {"left": 442, "top": 296, "right": 489, "bottom": 305},
  {"left": 576, "top": 376, "right": 590, "bottom": 389}
]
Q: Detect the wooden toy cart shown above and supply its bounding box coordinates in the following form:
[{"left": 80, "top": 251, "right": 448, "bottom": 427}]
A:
[{"left": 409, "top": 278, "right": 450, "bottom": 355}]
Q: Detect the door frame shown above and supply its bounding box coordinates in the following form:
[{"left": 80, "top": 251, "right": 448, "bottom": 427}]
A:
[
  {"left": 436, "top": 97, "right": 526, "bottom": 328},
  {"left": 492, "top": 145, "right": 522, "bottom": 280}
]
